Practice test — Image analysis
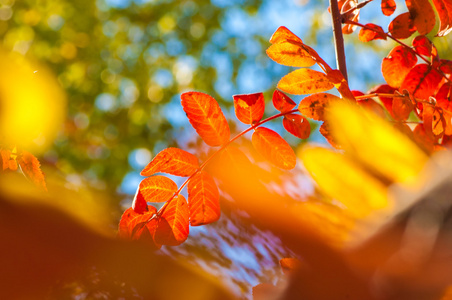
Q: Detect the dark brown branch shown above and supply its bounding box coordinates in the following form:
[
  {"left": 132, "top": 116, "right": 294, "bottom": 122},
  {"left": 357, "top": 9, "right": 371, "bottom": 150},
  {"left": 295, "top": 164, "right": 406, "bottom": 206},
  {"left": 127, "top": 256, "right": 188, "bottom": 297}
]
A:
[{"left": 329, "top": 0, "right": 348, "bottom": 82}]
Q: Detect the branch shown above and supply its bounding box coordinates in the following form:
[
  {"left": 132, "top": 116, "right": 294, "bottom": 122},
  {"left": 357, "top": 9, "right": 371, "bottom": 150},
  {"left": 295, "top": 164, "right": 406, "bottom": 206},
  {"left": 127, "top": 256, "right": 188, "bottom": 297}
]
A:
[{"left": 329, "top": 0, "right": 348, "bottom": 82}]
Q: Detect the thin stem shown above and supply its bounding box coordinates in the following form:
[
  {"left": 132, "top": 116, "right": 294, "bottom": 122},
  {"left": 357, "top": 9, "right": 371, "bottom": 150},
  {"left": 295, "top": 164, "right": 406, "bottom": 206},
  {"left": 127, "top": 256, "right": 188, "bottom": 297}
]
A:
[
  {"left": 330, "top": 0, "right": 348, "bottom": 81},
  {"left": 341, "top": 0, "right": 374, "bottom": 16},
  {"left": 157, "top": 108, "right": 299, "bottom": 217}
]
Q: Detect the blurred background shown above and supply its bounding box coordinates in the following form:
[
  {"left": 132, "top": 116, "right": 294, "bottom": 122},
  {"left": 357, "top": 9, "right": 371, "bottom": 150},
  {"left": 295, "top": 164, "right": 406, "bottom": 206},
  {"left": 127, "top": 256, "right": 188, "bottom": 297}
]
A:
[{"left": 1, "top": 0, "right": 452, "bottom": 298}]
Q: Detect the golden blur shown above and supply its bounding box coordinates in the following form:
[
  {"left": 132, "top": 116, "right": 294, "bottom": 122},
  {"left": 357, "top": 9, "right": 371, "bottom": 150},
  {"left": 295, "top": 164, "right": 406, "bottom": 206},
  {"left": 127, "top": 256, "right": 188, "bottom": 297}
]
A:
[{"left": 0, "top": 50, "right": 65, "bottom": 153}]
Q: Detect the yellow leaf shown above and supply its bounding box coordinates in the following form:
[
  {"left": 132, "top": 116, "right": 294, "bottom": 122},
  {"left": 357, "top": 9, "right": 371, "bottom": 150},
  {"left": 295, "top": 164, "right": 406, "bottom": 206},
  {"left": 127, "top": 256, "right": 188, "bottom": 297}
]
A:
[
  {"left": 327, "top": 102, "right": 429, "bottom": 184},
  {"left": 300, "top": 146, "right": 390, "bottom": 218},
  {"left": 266, "top": 42, "right": 316, "bottom": 67}
]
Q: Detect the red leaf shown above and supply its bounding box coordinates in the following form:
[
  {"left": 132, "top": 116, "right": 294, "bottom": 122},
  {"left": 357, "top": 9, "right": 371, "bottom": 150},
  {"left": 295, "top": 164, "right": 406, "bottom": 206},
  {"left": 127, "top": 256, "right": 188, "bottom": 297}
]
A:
[
  {"left": 180, "top": 92, "right": 230, "bottom": 146},
  {"left": 232, "top": 92, "right": 265, "bottom": 125},
  {"left": 252, "top": 127, "right": 296, "bottom": 170},
  {"left": 139, "top": 175, "right": 178, "bottom": 203},
  {"left": 17, "top": 151, "right": 47, "bottom": 191},
  {"left": 388, "top": 12, "right": 416, "bottom": 39},
  {"left": 118, "top": 206, "right": 161, "bottom": 249},
  {"left": 188, "top": 171, "right": 221, "bottom": 226},
  {"left": 269, "top": 26, "right": 303, "bottom": 44},
  {"left": 278, "top": 69, "right": 334, "bottom": 95},
  {"left": 298, "top": 93, "right": 342, "bottom": 121},
  {"left": 400, "top": 64, "right": 442, "bottom": 100},
  {"left": 154, "top": 195, "right": 189, "bottom": 246},
  {"left": 381, "top": 0, "right": 396, "bottom": 16},
  {"left": 132, "top": 187, "right": 148, "bottom": 214},
  {"left": 141, "top": 148, "right": 199, "bottom": 177},
  {"left": 382, "top": 46, "right": 417, "bottom": 88},
  {"left": 1, "top": 149, "right": 18, "bottom": 172},
  {"left": 432, "top": 0, "right": 452, "bottom": 37},
  {"left": 283, "top": 114, "right": 311, "bottom": 139},
  {"left": 358, "top": 24, "right": 387, "bottom": 42},
  {"left": 273, "top": 90, "right": 296, "bottom": 112},
  {"left": 413, "top": 124, "right": 435, "bottom": 153},
  {"left": 412, "top": 36, "right": 438, "bottom": 60},
  {"left": 439, "top": 59, "right": 452, "bottom": 75},
  {"left": 369, "top": 84, "right": 398, "bottom": 117},
  {"left": 392, "top": 94, "right": 414, "bottom": 121},
  {"left": 406, "top": 0, "right": 436, "bottom": 35},
  {"left": 357, "top": 99, "right": 386, "bottom": 117}
]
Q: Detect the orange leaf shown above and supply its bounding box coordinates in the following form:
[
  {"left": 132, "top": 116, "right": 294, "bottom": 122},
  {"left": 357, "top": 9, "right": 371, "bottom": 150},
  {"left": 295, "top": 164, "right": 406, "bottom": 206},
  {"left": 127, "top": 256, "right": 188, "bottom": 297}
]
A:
[
  {"left": 1, "top": 149, "right": 18, "bottom": 171},
  {"left": 139, "top": 175, "right": 178, "bottom": 203},
  {"left": 357, "top": 99, "right": 386, "bottom": 117},
  {"left": 266, "top": 41, "right": 316, "bottom": 68},
  {"left": 272, "top": 90, "right": 296, "bottom": 112},
  {"left": 278, "top": 69, "right": 334, "bottom": 95},
  {"left": 436, "top": 82, "right": 452, "bottom": 111},
  {"left": 400, "top": 64, "right": 442, "bottom": 100},
  {"left": 358, "top": 23, "right": 387, "bottom": 42},
  {"left": 382, "top": 46, "right": 417, "bottom": 88},
  {"left": 269, "top": 26, "right": 303, "bottom": 44},
  {"left": 326, "top": 69, "right": 356, "bottom": 101},
  {"left": 381, "top": 0, "right": 396, "bottom": 16},
  {"left": 154, "top": 194, "right": 189, "bottom": 246},
  {"left": 442, "top": 109, "right": 452, "bottom": 135},
  {"left": 280, "top": 258, "right": 302, "bottom": 276},
  {"left": 118, "top": 206, "right": 161, "bottom": 249},
  {"left": 180, "top": 91, "right": 230, "bottom": 146},
  {"left": 388, "top": 12, "right": 416, "bottom": 39},
  {"left": 17, "top": 151, "right": 47, "bottom": 191},
  {"left": 219, "top": 146, "right": 253, "bottom": 172},
  {"left": 423, "top": 104, "right": 446, "bottom": 139},
  {"left": 188, "top": 171, "right": 221, "bottom": 226},
  {"left": 406, "top": 0, "right": 436, "bottom": 35},
  {"left": 413, "top": 123, "right": 435, "bottom": 153},
  {"left": 232, "top": 92, "right": 265, "bottom": 125},
  {"left": 432, "top": 0, "right": 452, "bottom": 37},
  {"left": 319, "top": 122, "right": 341, "bottom": 149},
  {"left": 392, "top": 94, "right": 414, "bottom": 121},
  {"left": 283, "top": 114, "right": 311, "bottom": 139},
  {"left": 140, "top": 148, "right": 199, "bottom": 177},
  {"left": 251, "top": 127, "right": 296, "bottom": 170},
  {"left": 298, "top": 93, "right": 342, "bottom": 121},
  {"left": 341, "top": 0, "right": 360, "bottom": 34}
]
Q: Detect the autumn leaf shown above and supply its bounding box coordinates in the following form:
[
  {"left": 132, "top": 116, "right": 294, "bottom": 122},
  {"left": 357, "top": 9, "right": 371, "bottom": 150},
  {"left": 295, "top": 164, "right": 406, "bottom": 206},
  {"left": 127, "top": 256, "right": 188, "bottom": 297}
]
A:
[
  {"left": 252, "top": 283, "right": 281, "bottom": 300},
  {"left": 392, "top": 94, "right": 414, "bottom": 121},
  {"left": 412, "top": 36, "right": 438, "bottom": 60},
  {"left": 232, "top": 92, "right": 265, "bottom": 125},
  {"left": 327, "top": 102, "right": 429, "bottom": 183},
  {"left": 118, "top": 206, "right": 161, "bottom": 250},
  {"left": 400, "top": 64, "right": 442, "bottom": 100},
  {"left": 381, "top": 0, "right": 396, "bottom": 16},
  {"left": 141, "top": 148, "right": 199, "bottom": 177},
  {"left": 272, "top": 90, "right": 296, "bottom": 112},
  {"left": 368, "top": 84, "right": 398, "bottom": 117},
  {"left": 319, "top": 122, "right": 341, "bottom": 149},
  {"left": 382, "top": 46, "right": 417, "bottom": 88},
  {"left": 326, "top": 69, "right": 356, "bottom": 101},
  {"left": 406, "top": 0, "right": 436, "bottom": 35},
  {"left": 181, "top": 91, "right": 230, "bottom": 147},
  {"left": 412, "top": 123, "right": 435, "bottom": 153},
  {"left": 132, "top": 187, "right": 148, "bottom": 214},
  {"left": 1, "top": 149, "right": 18, "bottom": 171},
  {"left": 300, "top": 146, "right": 388, "bottom": 217},
  {"left": 219, "top": 146, "right": 253, "bottom": 172},
  {"left": 358, "top": 24, "right": 386, "bottom": 42},
  {"left": 283, "top": 114, "right": 311, "bottom": 139},
  {"left": 341, "top": 0, "right": 360, "bottom": 34},
  {"left": 388, "top": 12, "right": 416, "bottom": 39},
  {"left": 298, "top": 93, "right": 342, "bottom": 121},
  {"left": 187, "top": 171, "right": 221, "bottom": 226},
  {"left": 269, "top": 26, "right": 303, "bottom": 44},
  {"left": 266, "top": 41, "right": 316, "bottom": 68},
  {"left": 423, "top": 104, "right": 446, "bottom": 139},
  {"left": 278, "top": 69, "right": 334, "bottom": 95},
  {"left": 356, "top": 99, "right": 386, "bottom": 118},
  {"left": 432, "top": 0, "right": 452, "bottom": 37},
  {"left": 154, "top": 195, "right": 189, "bottom": 246},
  {"left": 17, "top": 151, "right": 47, "bottom": 191},
  {"left": 252, "top": 127, "right": 296, "bottom": 170},
  {"left": 139, "top": 175, "right": 178, "bottom": 203},
  {"left": 436, "top": 82, "right": 452, "bottom": 111}
]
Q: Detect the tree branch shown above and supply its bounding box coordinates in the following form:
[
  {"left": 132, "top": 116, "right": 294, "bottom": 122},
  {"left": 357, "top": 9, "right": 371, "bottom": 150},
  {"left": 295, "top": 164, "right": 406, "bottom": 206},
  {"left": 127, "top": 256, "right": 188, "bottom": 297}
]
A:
[{"left": 329, "top": 0, "right": 348, "bottom": 82}]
